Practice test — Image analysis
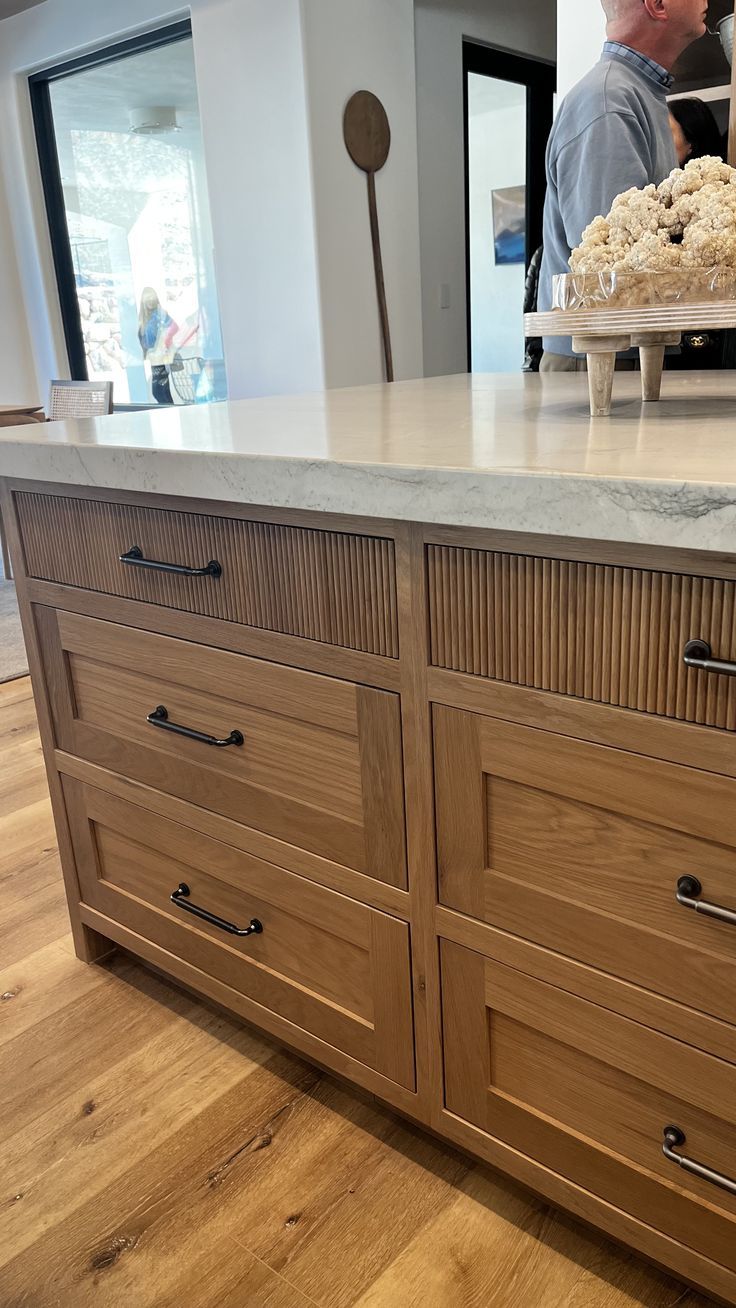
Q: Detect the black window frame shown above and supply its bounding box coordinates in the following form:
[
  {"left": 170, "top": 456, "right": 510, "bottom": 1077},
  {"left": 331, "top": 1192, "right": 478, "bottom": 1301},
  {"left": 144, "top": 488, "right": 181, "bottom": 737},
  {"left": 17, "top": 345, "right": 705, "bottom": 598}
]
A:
[
  {"left": 463, "top": 39, "right": 556, "bottom": 371},
  {"left": 29, "top": 19, "right": 194, "bottom": 386}
]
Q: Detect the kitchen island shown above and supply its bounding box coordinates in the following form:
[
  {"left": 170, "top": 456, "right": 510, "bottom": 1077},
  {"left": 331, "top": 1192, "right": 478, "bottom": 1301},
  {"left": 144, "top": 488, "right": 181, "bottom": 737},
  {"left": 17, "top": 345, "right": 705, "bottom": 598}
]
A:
[{"left": 2, "top": 370, "right": 736, "bottom": 1304}]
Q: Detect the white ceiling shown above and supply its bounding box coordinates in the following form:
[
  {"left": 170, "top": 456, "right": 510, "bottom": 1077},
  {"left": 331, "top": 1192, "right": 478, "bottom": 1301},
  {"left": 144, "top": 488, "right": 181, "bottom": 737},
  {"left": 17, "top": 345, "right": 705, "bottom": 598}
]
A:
[
  {"left": 0, "top": 0, "right": 46, "bottom": 18},
  {"left": 48, "top": 37, "right": 203, "bottom": 197},
  {"left": 50, "top": 38, "right": 200, "bottom": 137}
]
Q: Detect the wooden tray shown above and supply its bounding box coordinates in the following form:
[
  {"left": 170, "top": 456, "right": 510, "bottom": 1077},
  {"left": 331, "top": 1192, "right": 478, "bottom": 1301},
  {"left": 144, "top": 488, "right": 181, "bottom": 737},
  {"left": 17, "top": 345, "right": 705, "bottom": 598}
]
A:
[{"left": 524, "top": 303, "right": 736, "bottom": 416}]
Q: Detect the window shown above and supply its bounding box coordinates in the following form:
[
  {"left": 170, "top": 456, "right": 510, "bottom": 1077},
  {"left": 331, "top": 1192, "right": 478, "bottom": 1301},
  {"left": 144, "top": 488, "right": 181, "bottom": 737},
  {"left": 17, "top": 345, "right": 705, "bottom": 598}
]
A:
[{"left": 30, "top": 22, "right": 226, "bottom": 407}]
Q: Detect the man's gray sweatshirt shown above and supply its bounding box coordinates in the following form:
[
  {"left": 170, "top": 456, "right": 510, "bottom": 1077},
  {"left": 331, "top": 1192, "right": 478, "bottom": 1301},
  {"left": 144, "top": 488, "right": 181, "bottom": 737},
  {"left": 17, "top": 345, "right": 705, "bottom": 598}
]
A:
[{"left": 538, "top": 45, "right": 677, "bottom": 355}]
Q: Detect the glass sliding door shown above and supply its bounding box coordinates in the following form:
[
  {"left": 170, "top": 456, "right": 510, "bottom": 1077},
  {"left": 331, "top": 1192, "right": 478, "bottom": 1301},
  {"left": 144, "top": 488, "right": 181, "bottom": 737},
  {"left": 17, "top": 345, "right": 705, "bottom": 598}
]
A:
[
  {"left": 464, "top": 43, "right": 555, "bottom": 373},
  {"left": 31, "top": 22, "right": 226, "bottom": 407},
  {"left": 467, "top": 73, "right": 528, "bottom": 373}
]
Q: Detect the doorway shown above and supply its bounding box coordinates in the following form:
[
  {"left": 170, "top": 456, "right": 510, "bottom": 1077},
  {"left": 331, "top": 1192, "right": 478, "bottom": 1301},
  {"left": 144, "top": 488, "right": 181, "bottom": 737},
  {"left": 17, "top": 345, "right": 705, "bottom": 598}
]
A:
[{"left": 464, "top": 42, "right": 555, "bottom": 373}]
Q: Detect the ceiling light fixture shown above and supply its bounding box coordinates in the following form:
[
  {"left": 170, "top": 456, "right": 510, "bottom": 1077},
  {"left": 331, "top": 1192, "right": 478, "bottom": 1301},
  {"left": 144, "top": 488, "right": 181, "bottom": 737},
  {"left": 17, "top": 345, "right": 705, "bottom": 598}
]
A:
[{"left": 128, "top": 106, "right": 181, "bottom": 135}]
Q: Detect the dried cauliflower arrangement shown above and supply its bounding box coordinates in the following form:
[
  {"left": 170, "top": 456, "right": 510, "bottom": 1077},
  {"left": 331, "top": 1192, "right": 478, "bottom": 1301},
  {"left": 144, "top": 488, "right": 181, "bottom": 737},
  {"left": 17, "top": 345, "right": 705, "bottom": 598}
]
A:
[{"left": 571, "top": 156, "right": 736, "bottom": 274}]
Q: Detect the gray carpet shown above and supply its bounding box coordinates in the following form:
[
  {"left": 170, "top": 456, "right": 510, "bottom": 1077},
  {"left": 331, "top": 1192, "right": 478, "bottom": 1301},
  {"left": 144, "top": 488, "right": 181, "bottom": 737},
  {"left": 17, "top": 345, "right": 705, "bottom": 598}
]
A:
[{"left": 0, "top": 577, "right": 28, "bottom": 683}]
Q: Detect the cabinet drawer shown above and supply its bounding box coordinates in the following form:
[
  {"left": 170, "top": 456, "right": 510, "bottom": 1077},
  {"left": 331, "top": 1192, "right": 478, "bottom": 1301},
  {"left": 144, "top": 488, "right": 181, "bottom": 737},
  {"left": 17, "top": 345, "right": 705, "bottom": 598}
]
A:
[
  {"left": 434, "top": 704, "right": 736, "bottom": 1028},
  {"left": 16, "top": 490, "right": 398, "bottom": 657},
  {"left": 65, "top": 779, "right": 415, "bottom": 1090},
  {"left": 40, "top": 609, "right": 407, "bottom": 889},
  {"left": 428, "top": 545, "right": 736, "bottom": 731},
  {"left": 441, "top": 938, "right": 736, "bottom": 1273}
]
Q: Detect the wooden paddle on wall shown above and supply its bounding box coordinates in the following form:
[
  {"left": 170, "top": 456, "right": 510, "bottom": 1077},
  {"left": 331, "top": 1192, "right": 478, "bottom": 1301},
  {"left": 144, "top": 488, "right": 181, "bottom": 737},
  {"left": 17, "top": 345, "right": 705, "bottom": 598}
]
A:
[{"left": 343, "top": 90, "right": 394, "bottom": 383}]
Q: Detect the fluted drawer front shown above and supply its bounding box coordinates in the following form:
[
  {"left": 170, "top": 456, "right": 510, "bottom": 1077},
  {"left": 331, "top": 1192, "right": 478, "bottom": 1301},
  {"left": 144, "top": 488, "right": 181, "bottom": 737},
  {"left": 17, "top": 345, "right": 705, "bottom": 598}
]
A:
[
  {"left": 16, "top": 491, "right": 398, "bottom": 657},
  {"left": 428, "top": 545, "right": 736, "bottom": 730}
]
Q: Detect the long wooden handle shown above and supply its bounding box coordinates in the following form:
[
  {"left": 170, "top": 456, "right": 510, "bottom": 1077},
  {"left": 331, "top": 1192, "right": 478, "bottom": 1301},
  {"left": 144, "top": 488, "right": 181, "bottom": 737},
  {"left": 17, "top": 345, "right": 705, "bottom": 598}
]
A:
[
  {"left": 729, "top": 40, "right": 736, "bottom": 166},
  {"left": 367, "top": 171, "right": 394, "bottom": 383}
]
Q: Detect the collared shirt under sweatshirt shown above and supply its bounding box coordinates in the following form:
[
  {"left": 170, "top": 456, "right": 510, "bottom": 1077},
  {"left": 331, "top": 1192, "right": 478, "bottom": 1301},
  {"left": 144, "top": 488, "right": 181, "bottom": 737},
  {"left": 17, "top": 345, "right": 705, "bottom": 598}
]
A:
[{"left": 538, "top": 42, "right": 677, "bottom": 355}]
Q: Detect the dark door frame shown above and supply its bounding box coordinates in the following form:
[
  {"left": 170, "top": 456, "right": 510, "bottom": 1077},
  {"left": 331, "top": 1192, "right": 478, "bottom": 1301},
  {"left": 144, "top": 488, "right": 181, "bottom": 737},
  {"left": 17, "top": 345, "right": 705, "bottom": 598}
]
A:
[
  {"left": 463, "top": 40, "right": 556, "bottom": 371},
  {"left": 29, "top": 19, "right": 193, "bottom": 383}
]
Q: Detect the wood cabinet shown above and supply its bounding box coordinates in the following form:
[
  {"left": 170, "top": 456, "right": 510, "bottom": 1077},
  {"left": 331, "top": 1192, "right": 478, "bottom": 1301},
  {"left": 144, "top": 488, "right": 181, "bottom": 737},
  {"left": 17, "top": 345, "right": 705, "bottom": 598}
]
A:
[
  {"left": 441, "top": 938, "right": 736, "bottom": 1273},
  {"left": 427, "top": 543, "right": 736, "bottom": 730},
  {"left": 5, "top": 480, "right": 736, "bottom": 1305},
  {"left": 37, "top": 607, "right": 407, "bottom": 890},
  {"left": 64, "top": 779, "right": 415, "bottom": 1091},
  {"left": 15, "top": 489, "right": 399, "bottom": 657},
  {"left": 434, "top": 702, "right": 736, "bottom": 1033}
]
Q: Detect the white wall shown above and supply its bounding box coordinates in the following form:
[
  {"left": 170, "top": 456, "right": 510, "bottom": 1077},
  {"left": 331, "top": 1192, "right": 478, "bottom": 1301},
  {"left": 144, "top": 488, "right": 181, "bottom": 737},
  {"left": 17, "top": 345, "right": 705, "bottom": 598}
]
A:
[
  {"left": 301, "top": 0, "right": 423, "bottom": 387},
  {"left": 0, "top": 122, "right": 36, "bottom": 403},
  {"left": 0, "top": 0, "right": 325, "bottom": 404},
  {"left": 191, "top": 0, "right": 324, "bottom": 398},
  {"left": 414, "top": 0, "right": 556, "bottom": 378},
  {"left": 557, "top": 0, "right": 604, "bottom": 101}
]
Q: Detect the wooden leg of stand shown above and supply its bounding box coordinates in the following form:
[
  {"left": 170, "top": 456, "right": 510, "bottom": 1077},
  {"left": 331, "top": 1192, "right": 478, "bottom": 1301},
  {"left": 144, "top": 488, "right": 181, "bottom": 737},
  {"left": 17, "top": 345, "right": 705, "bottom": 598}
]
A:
[
  {"left": 587, "top": 352, "right": 616, "bottom": 417},
  {"left": 631, "top": 332, "right": 681, "bottom": 403},
  {"left": 572, "top": 335, "right": 632, "bottom": 418},
  {"left": 638, "top": 344, "right": 665, "bottom": 401}
]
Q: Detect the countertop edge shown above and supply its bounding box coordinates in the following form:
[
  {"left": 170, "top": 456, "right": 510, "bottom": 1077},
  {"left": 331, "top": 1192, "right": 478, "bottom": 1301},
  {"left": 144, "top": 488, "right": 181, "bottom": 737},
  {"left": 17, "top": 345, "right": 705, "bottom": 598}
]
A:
[{"left": 2, "top": 443, "right": 736, "bottom": 553}]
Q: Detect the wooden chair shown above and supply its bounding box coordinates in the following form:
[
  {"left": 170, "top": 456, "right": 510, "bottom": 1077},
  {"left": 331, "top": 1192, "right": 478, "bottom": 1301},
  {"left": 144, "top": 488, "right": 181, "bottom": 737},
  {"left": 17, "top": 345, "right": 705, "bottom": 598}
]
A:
[
  {"left": 48, "top": 380, "right": 113, "bottom": 421},
  {"left": 0, "top": 413, "right": 45, "bottom": 578}
]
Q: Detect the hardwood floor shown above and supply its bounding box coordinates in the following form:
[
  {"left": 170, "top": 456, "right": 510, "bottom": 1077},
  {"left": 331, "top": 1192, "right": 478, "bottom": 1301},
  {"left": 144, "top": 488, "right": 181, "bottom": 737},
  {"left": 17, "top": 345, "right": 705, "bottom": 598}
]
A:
[{"left": 0, "top": 676, "right": 713, "bottom": 1308}]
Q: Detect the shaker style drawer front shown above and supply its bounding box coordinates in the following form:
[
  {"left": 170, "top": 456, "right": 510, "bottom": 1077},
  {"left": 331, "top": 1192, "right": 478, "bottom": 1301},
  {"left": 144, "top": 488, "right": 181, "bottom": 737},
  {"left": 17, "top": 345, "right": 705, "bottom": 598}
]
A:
[
  {"left": 427, "top": 545, "right": 736, "bottom": 730},
  {"left": 16, "top": 490, "right": 399, "bottom": 657},
  {"left": 441, "top": 939, "right": 736, "bottom": 1272},
  {"left": 65, "top": 780, "right": 415, "bottom": 1091},
  {"left": 40, "top": 608, "right": 407, "bottom": 889},
  {"left": 434, "top": 705, "right": 736, "bottom": 1027}
]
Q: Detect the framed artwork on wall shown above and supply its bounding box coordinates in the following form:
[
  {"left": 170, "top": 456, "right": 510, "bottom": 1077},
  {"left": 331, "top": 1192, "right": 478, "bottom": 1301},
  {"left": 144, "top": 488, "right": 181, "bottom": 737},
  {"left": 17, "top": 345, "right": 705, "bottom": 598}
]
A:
[{"left": 491, "top": 185, "right": 526, "bottom": 266}]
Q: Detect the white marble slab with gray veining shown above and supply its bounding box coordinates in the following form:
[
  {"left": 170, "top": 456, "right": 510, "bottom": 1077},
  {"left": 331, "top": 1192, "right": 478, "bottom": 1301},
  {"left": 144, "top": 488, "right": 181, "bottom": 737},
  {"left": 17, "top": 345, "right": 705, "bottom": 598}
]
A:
[{"left": 1, "top": 371, "right": 735, "bottom": 553}]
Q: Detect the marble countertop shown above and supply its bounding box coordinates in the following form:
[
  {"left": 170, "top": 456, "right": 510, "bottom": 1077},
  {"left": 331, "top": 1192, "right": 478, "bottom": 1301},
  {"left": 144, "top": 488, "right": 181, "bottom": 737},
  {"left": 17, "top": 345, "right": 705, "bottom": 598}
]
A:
[{"left": 1, "top": 371, "right": 736, "bottom": 552}]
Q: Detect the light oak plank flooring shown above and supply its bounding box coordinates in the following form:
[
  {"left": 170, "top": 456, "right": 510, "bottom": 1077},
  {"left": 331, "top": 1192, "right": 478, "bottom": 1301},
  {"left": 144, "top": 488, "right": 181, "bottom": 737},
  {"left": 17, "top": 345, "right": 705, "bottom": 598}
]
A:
[{"left": 0, "top": 677, "right": 712, "bottom": 1307}]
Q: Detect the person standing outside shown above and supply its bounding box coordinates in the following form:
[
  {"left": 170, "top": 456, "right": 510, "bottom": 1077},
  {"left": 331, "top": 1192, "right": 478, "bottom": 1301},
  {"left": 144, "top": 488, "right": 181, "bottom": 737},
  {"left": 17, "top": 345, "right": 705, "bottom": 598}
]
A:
[
  {"left": 539, "top": 0, "right": 709, "bottom": 369},
  {"left": 137, "top": 287, "right": 179, "bottom": 404}
]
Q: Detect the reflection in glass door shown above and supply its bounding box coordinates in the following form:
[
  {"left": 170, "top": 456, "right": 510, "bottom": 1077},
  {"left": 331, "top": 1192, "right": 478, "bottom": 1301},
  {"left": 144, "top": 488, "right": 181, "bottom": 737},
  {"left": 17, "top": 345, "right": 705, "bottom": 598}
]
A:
[
  {"left": 468, "top": 73, "right": 528, "bottom": 373},
  {"left": 31, "top": 22, "right": 226, "bottom": 407},
  {"left": 465, "top": 44, "right": 555, "bottom": 374}
]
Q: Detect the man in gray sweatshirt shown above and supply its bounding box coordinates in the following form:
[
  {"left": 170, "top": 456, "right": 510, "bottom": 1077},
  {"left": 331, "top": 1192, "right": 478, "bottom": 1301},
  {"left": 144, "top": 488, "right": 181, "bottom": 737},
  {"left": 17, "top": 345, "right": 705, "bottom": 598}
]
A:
[{"left": 539, "top": 0, "right": 709, "bottom": 365}]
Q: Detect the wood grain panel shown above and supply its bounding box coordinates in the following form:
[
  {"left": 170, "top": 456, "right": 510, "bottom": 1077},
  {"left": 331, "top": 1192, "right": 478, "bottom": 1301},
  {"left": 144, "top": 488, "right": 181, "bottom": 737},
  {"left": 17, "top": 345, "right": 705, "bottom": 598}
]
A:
[
  {"left": 65, "top": 778, "right": 415, "bottom": 1091},
  {"left": 39, "top": 609, "right": 408, "bottom": 889},
  {"left": 55, "top": 752, "right": 410, "bottom": 917},
  {"left": 441, "top": 938, "right": 736, "bottom": 1275},
  {"left": 436, "top": 903, "right": 736, "bottom": 1070},
  {"left": 427, "top": 545, "right": 736, "bottom": 730},
  {"left": 16, "top": 490, "right": 399, "bottom": 657},
  {"left": 434, "top": 704, "right": 736, "bottom": 1034},
  {"left": 428, "top": 666, "right": 736, "bottom": 781}
]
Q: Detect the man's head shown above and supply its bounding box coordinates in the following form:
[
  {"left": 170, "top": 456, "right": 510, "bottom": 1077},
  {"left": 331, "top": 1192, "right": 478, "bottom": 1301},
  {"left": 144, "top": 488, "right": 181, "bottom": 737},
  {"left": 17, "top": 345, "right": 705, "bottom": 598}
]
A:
[{"left": 602, "top": 0, "right": 708, "bottom": 68}]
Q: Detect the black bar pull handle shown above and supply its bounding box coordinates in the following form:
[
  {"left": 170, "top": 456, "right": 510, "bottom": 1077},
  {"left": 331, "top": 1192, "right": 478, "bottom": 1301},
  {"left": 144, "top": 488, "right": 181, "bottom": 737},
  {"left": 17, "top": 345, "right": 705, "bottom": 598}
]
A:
[
  {"left": 683, "top": 639, "right": 736, "bottom": 678},
  {"left": 663, "top": 1126, "right": 736, "bottom": 1198},
  {"left": 676, "top": 876, "right": 736, "bottom": 927},
  {"left": 120, "top": 544, "right": 222, "bottom": 578},
  {"left": 171, "top": 883, "right": 263, "bottom": 938},
  {"left": 147, "top": 705, "right": 243, "bottom": 748}
]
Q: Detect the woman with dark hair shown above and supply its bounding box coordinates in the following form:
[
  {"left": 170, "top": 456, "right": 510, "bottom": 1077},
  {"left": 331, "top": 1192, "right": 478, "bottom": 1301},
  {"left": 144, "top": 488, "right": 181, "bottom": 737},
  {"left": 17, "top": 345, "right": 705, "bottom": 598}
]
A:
[
  {"left": 668, "top": 97, "right": 724, "bottom": 164},
  {"left": 666, "top": 98, "right": 733, "bottom": 372}
]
